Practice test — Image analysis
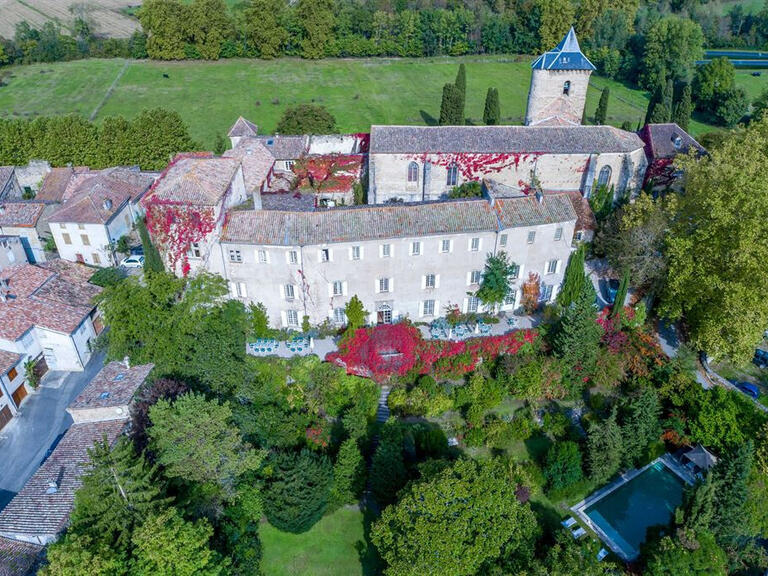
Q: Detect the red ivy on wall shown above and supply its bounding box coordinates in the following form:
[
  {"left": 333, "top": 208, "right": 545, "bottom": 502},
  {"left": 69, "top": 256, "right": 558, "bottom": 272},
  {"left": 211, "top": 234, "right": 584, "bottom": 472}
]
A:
[
  {"left": 293, "top": 154, "right": 363, "bottom": 193},
  {"left": 406, "top": 152, "right": 542, "bottom": 181},
  {"left": 327, "top": 323, "right": 536, "bottom": 382},
  {"left": 644, "top": 158, "right": 676, "bottom": 188}
]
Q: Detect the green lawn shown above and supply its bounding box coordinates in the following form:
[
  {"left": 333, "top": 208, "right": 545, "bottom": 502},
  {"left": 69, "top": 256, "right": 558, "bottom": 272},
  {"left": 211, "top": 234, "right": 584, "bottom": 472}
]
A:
[{"left": 260, "top": 507, "right": 380, "bottom": 576}]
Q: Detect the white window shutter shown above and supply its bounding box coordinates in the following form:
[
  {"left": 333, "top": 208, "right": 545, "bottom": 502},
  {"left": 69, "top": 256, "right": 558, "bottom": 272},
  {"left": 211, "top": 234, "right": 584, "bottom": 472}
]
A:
[
  {"left": 419, "top": 302, "right": 425, "bottom": 317},
  {"left": 239, "top": 283, "right": 247, "bottom": 298},
  {"left": 421, "top": 275, "right": 426, "bottom": 289},
  {"left": 229, "top": 282, "right": 237, "bottom": 298},
  {"left": 434, "top": 300, "right": 440, "bottom": 316},
  {"left": 348, "top": 247, "right": 353, "bottom": 260},
  {"left": 556, "top": 260, "right": 562, "bottom": 274},
  {"left": 435, "top": 274, "right": 441, "bottom": 288},
  {"left": 328, "top": 283, "right": 334, "bottom": 297},
  {"left": 478, "top": 238, "right": 482, "bottom": 251},
  {"left": 518, "top": 264, "right": 525, "bottom": 281},
  {"left": 343, "top": 281, "right": 348, "bottom": 296},
  {"left": 359, "top": 246, "right": 364, "bottom": 259},
  {"left": 374, "top": 279, "right": 379, "bottom": 293},
  {"left": 280, "top": 311, "right": 287, "bottom": 327},
  {"left": 389, "top": 277, "right": 394, "bottom": 292},
  {"left": 466, "top": 272, "right": 472, "bottom": 286},
  {"left": 462, "top": 298, "right": 468, "bottom": 313},
  {"left": 329, "top": 248, "right": 333, "bottom": 262},
  {"left": 379, "top": 245, "right": 383, "bottom": 258}
]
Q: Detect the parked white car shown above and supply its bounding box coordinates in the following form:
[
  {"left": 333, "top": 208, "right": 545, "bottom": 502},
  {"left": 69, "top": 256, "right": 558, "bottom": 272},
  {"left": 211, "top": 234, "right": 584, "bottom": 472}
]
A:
[{"left": 120, "top": 255, "right": 145, "bottom": 268}]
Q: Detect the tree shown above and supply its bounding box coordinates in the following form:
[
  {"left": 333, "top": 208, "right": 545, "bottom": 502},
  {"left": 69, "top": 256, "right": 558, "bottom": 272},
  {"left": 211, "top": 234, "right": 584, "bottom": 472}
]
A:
[
  {"left": 329, "top": 438, "right": 365, "bottom": 507},
  {"left": 40, "top": 534, "right": 127, "bottom": 576},
  {"left": 586, "top": 408, "right": 622, "bottom": 483},
  {"left": 148, "top": 393, "right": 263, "bottom": 501},
  {"left": 476, "top": 251, "right": 516, "bottom": 309},
  {"left": 693, "top": 57, "right": 735, "bottom": 113},
  {"left": 756, "top": 422, "right": 768, "bottom": 476},
  {"left": 275, "top": 104, "right": 336, "bottom": 134},
  {"left": 640, "top": 16, "right": 704, "bottom": 90},
  {"left": 645, "top": 81, "right": 665, "bottom": 126},
  {"left": 648, "top": 101, "right": 671, "bottom": 124},
  {"left": 454, "top": 63, "right": 466, "bottom": 121},
  {"left": 137, "top": 0, "right": 188, "bottom": 60},
  {"left": 536, "top": 0, "right": 575, "bottom": 51},
  {"left": 483, "top": 87, "right": 500, "bottom": 125},
  {"left": 137, "top": 217, "right": 164, "bottom": 273},
  {"left": 132, "top": 508, "right": 228, "bottom": 576},
  {"left": 645, "top": 530, "right": 727, "bottom": 576},
  {"left": 371, "top": 458, "right": 538, "bottom": 576},
  {"left": 127, "top": 108, "right": 198, "bottom": 170},
  {"left": 344, "top": 295, "right": 368, "bottom": 333},
  {"left": 439, "top": 83, "right": 464, "bottom": 125},
  {"left": 662, "top": 78, "right": 674, "bottom": 114},
  {"left": 610, "top": 269, "right": 629, "bottom": 317},
  {"left": 594, "top": 87, "right": 609, "bottom": 125},
  {"left": 244, "top": 0, "right": 287, "bottom": 58},
  {"left": 370, "top": 421, "right": 407, "bottom": 508},
  {"left": 556, "top": 244, "right": 588, "bottom": 308},
  {"left": 263, "top": 449, "right": 333, "bottom": 533},
  {"left": 296, "top": 0, "right": 335, "bottom": 59},
  {"left": 620, "top": 388, "right": 661, "bottom": 467},
  {"left": 544, "top": 441, "right": 583, "bottom": 490},
  {"left": 553, "top": 280, "right": 601, "bottom": 380},
  {"left": 752, "top": 87, "right": 768, "bottom": 121},
  {"left": 188, "top": 0, "right": 230, "bottom": 60},
  {"left": 662, "top": 117, "right": 768, "bottom": 361},
  {"left": 130, "top": 378, "right": 189, "bottom": 453},
  {"left": 530, "top": 531, "right": 613, "bottom": 575},
  {"left": 589, "top": 182, "right": 613, "bottom": 221},
  {"left": 710, "top": 441, "right": 753, "bottom": 546},
  {"left": 672, "top": 84, "right": 693, "bottom": 130},
  {"left": 521, "top": 272, "right": 541, "bottom": 314}
]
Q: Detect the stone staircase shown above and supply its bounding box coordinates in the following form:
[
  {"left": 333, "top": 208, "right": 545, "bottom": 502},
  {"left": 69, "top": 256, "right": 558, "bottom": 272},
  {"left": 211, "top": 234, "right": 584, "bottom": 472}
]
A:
[{"left": 375, "top": 386, "right": 391, "bottom": 423}]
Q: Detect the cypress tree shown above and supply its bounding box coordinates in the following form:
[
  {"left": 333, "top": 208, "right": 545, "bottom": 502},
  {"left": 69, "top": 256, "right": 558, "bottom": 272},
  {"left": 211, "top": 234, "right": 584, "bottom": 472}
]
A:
[
  {"left": 710, "top": 441, "right": 753, "bottom": 546},
  {"left": 586, "top": 407, "right": 622, "bottom": 483},
  {"left": 137, "top": 217, "right": 164, "bottom": 273},
  {"left": 439, "top": 83, "right": 464, "bottom": 125},
  {"left": 610, "top": 269, "right": 629, "bottom": 317},
  {"left": 553, "top": 280, "right": 601, "bottom": 380},
  {"left": 648, "top": 102, "right": 671, "bottom": 124},
  {"left": 483, "top": 87, "right": 500, "bottom": 125},
  {"left": 645, "top": 81, "right": 665, "bottom": 125},
  {"left": 329, "top": 438, "right": 366, "bottom": 508},
  {"left": 455, "top": 63, "right": 467, "bottom": 121},
  {"left": 556, "top": 244, "right": 587, "bottom": 308},
  {"left": 672, "top": 84, "right": 693, "bottom": 131},
  {"left": 620, "top": 388, "right": 662, "bottom": 467},
  {"left": 663, "top": 78, "right": 675, "bottom": 113},
  {"left": 594, "top": 87, "right": 610, "bottom": 125}
]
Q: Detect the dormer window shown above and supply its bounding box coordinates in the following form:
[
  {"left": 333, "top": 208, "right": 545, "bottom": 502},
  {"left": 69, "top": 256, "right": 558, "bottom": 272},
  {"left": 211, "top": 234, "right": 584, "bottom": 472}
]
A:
[
  {"left": 672, "top": 135, "right": 683, "bottom": 149},
  {"left": 563, "top": 81, "right": 571, "bottom": 96}
]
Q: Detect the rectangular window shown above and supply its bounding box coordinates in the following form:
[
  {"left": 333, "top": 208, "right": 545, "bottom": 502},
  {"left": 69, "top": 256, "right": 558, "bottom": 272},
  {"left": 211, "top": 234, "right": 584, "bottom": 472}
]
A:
[
  {"left": 379, "top": 278, "right": 390, "bottom": 293},
  {"left": 425, "top": 274, "right": 436, "bottom": 289},
  {"left": 440, "top": 239, "right": 451, "bottom": 253},
  {"left": 470, "top": 237, "right": 480, "bottom": 252},
  {"left": 332, "top": 281, "right": 343, "bottom": 296},
  {"left": 62, "top": 233, "right": 71, "bottom": 245},
  {"left": 288, "top": 250, "right": 298, "bottom": 265},
  {"left": 7, "top": 367, "right": 17, "bottom": 381},
  {"left": 229, "top": 249, "right": 242, "bottom": 263},
  {"left": 470, "top": 270, "right": 482, "bottom": 285},
  {"left": 78, "top": 224, "right": 85, "bottom": 230},
  {"left": 190, "top": 242, "right": 202, "bottom": 259},
  {"left": 509, "top": 264, "right": 520, "bottom": 280},
  {"left": 411, "top": 241, "right": 421, "bottom": 256},
  {"left": 499, "top": 234, "right": 508, "bottom": 247},
  {"left": 285, "top": 160, "right": 295, "bottom": 171},
  {"left": 575, "top": 231, "right": 584, "bottom": 241},
  {"left": 423, "top": 300, "right": 435, "bottom": 316},
  {"left": 467, "top": 296, "right": 479, "bottom": 313},
  {"left": 527, "top": 231, "right": 536, "bottom": 244},
  {"left": 237, "top": 282, "right": 247, "bottom": 298},
  {"left": 351, "top": 246, "right": 361, "bottom": 260},
  {"left": 81, "top": 234, "right": 90, "bottom": 246},
  {"left": 546, "top": 260, "right": 558, "bottom": 274},
  {"left": 541, "top": 284, "right": 553, "bottom": 302},
  {"left": 59, "top": 223, "right": 66, "bottom": 229},
  {"left": 258, "top": 249, "right": 268, "bottom": 263},
  {"left": 320, "top": 248, "right": 330, "bottom": 262},
  {"left": 284, "top": 284, "right": 295, "bottom": 300},
  {"left": 381, "top": 244, "right": 391, "bottom": 258},
  {"left": 92, "top": 253, "right": 101, "bottom": 265},
  {"left": 333, "top": 307, "right": 346, "bottom": 324},
  {"left": 504, "top": 289, "right": 517, "bottom": 306},
  {"left": 286, "top": 310, "right": 299, "bottom": 326},
  {"left": 554, "top": 227, "right": 563, "bottom": 241},
  {"left": 446, "top": 165, "right": 458, "bottom": 186}
]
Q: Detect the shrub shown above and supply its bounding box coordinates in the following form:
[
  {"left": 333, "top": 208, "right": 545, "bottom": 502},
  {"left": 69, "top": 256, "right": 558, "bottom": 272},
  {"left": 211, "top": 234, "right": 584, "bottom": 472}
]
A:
[
  {"left": 543, "top": 441, "right": 583, "bottom": 491},
  {"left": 89, "top": 267, "right": 126, "bottom": 288}
]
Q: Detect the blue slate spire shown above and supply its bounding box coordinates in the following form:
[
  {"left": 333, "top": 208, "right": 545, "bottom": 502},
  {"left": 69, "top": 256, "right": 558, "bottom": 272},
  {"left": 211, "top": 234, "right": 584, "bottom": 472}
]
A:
[{"left": 531, "top": 27, "right": 596, "bottom": 71}]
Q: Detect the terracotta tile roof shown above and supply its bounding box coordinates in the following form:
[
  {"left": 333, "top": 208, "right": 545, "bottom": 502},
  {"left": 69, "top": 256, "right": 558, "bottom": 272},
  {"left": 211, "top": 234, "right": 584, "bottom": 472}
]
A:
[
  {"left": 494, "top": 194, "right": 577, "bottom": 229},
  {"left": 149, "top": 156, "right": 239, "bottom": 206},
  {"left": 563, "top": 191, "right": 597, "bottom": 231},
  {"left": 0, "top": 420, "right": 125, "bottom": 543},
  {"left": 0, "top": 261, "right": 101, "bottom": 341},
  {"left": 0, "top": 537, "right": 42, "bottom": 576},
  {"left": 36, "top": 168, "right": 75, "bottom": 204},
  {"left": 69, "top": 362, "right": 153, "bottom": 412},
  {"left": 0, "top": 203, "right": 44, "bottom": 228},
  {"left": 639, "top": 123, "right": 706, "bottom": 160},
  {"left": 227, "top": 116, "right": 258, "bottom": 138},
  {"left": 48, "top": 169, "right": 154, "bottom": 225},
  {"left": 0, "top": 351, "right": 21, "bottom": 377},
  {"left": 254, "top": 135, "right": 308, "bottom": 160},
  {"left": 223, "top": 140, "right": 274, "bottom": 194},
  {"left": 369, "top": 125, "right": 644, "bottom": 155}
]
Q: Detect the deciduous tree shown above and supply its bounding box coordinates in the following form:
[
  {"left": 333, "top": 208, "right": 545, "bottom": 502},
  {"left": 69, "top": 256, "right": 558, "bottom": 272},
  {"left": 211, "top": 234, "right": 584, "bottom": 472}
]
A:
[
  {"left": 275, "top": 104, "right": 337, "bottom": 134},
  {"left": 640, "top": 16, "right": 703, "bottom": 89},
  {"left": 244, "top": 0, "right": 287, "bottom": 58},
  {"left": 476, "top": 251, "right": 516, "bottom": 309}
]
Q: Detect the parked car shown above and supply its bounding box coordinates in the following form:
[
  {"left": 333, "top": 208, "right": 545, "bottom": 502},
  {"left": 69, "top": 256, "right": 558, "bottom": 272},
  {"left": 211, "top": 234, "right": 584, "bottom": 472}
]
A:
[
  {"left": 120, "top": 255, "right": 145, "bottom": 268},
  {"left": 604, "top": 279, "right": 620, "bottom": 304},
  {"left": 754, "top": 348, "right": 768, "bottom": 369},
  {"left": 735, "top": 381, "right": 760, "bottom": 400}
]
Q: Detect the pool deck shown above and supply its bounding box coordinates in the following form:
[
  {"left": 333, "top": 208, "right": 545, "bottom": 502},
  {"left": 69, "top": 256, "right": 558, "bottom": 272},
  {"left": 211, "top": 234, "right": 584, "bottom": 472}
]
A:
[{"left": 571, "top": 455, "right": 692, "bottom": 562}]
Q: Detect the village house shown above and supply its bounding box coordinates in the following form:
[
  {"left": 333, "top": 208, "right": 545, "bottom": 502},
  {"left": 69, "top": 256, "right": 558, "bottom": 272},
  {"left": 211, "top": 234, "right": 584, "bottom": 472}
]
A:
[
  {"left": 0, "top": 203, "right": 46, "bottom": 264},
  {"left": 0, "top": 360, "right": 151, "bottom": 548},
  {"left": 639, "top": 122, "right": 706, "bottom": 190},
  {"left": 0, "top": 168, "right": 22, "bottom": 201},
  {"left": 0, "top": 236, "right": 27, "bottom": 271},
  {"left": 0, "top": 260, "right": 102, "bottom": 374},
  {"left": 47, "top": 168, "right": 155, "bottom": 267},
  {"left": 0, "top": 350, "right": 27, "bottom": 432}
]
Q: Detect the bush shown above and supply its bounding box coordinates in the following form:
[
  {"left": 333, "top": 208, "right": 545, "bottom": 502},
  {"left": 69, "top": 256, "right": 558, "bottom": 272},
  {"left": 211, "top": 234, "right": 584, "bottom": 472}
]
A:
[
  {"left": 542, "top": 410, "right": 571, "bottom": 439},
  {"left": 89, "top": 267, "right": 126, "bottom": 287},
  {"left": 275, "top": 104, "right": 337, "bottom": 135},
  {"left": 543, "top": 441, "right": 583, "bottom": 491}
]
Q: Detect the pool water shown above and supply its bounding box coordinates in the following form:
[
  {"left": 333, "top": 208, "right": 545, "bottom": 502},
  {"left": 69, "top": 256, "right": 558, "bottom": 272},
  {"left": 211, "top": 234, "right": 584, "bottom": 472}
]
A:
[{"left": 584, "top": 462, "right": 685, "bottom": 559}]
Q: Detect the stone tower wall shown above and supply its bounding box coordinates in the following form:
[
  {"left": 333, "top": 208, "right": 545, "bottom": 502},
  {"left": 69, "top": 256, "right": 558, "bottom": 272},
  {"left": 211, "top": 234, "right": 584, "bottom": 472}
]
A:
[{"left": 525, "top": 68, "right": 592, "bottom": 126}]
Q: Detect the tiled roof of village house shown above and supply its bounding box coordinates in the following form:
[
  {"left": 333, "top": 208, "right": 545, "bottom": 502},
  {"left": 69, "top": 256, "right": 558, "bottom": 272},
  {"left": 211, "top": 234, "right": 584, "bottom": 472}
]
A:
[
  {"left": 0, "top": 202, "right": 44, "bottom": 228},
  {"left": 0, "top": 260, "right": 101, "bottom": 341},
  {"left": 227, "top": 116, "right": 259, "bottom": 138},
  {"left": 369, "top": 125, "right": 644, "bottom": 155},
  {"left": 149, "top": 156, "right": 239, "bottom": 205},
  {"left": 47, "top": 169, "right": 154, "bottom": 224},
  {"left": 253, "top": 135, "right": 309, "bottom": 160},
  {"left": 563, "top": 191, "right": 597, "bottom": 231},
  {"left": 223, "top": 195, "right": 576, "bottom": 246},
  {"left": 639, "top": 123, "right": 706, "bottom": 159},
  {"left": 0, "top": 537, "right": 42, "bottom": 576},
  {"left": 0, "top": 420, "right": 125, "bottom": 542},
  {"left": 0, "top": 350, "right": 21, "bottom": 377},
  {"left": 223, "top": 140, "right": 275, "bottom": 194},
  {"left": 36, "top": 167, "right": 75, "bottom": 204},
  {"left": 69, "top": 361, "right": 153, "bottom": 412}
]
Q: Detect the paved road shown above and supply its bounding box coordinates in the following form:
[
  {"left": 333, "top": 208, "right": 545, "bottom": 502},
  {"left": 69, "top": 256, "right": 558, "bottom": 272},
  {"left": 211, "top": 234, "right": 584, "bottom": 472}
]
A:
[{"left": 0, "top": 350, "right": 105, "bottom": 510}]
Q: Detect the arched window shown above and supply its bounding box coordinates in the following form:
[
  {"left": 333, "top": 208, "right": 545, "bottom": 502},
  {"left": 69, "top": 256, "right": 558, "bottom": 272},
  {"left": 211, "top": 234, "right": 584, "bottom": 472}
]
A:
[
  {"left": 563, "top": 80, "right": 571, "bottom": 96},
  {"left": 446, "top": 164, "right": 458, "bottom": 187},
  {"left": 597, "top": 165, "right": 612, "bottom": 188},
  {"left": 407, "top": 162, "right": 419, "bottom": 183}
]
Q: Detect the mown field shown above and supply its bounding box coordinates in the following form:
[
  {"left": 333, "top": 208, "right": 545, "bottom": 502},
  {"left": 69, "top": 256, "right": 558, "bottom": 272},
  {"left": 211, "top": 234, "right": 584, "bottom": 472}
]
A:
[
  {"left": 0, "top": 0, "right": 140, "bottom": 38},
  {"left": 0, "top": 55, "right": 761, "bottom": 149}
]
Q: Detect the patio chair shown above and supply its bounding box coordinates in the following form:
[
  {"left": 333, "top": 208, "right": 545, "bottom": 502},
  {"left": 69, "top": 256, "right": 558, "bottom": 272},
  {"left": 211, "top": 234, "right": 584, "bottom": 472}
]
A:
[
  {"left": 561, "top": 517, "right": 577, "bottom": 529},
  {"left": 570, "top": 527, "right": 586, "bottom": 539},
  {"left": 597, "top": 548, "right": 609, "bottom": 562}
]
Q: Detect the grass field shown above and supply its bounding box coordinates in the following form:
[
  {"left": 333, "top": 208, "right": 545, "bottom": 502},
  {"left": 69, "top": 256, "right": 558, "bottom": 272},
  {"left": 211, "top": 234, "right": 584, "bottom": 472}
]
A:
[
  {"left": 0, "top": 55, "right": 756, "bottom": 149},
  {"left": 0, "top": 0, "right": 140, "bottom": 38},
  {"left": 260, "top": 507, "right": 379, "bottom": 576}
]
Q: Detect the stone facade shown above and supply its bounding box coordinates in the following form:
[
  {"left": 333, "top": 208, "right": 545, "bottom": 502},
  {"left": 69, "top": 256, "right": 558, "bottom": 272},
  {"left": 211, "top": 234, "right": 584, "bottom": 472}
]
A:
[{"left": 525, "top": 68, "right": 591, "bottom": 126}]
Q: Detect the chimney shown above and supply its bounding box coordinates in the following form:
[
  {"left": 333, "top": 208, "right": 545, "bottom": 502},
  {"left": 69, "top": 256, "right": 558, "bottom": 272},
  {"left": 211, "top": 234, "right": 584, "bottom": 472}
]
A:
[
  {"left": 102, "top": 198, "right": 113, "bottom": 211},
  {"left": 123, "top": 356, "right": 130, "bottom": 369}
]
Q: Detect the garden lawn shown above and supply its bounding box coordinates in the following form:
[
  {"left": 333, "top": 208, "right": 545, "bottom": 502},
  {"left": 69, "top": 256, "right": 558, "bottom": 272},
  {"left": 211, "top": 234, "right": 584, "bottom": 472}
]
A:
[
  {"left": 261, "top": 506, "right": 379, "bottom": 576},
  {"left": 0, "top": 55, "right": 663, "bottom": 149}
]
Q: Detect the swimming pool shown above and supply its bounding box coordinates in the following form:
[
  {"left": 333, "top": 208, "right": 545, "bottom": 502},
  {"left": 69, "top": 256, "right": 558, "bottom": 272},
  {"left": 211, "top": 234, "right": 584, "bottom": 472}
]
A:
[{"left": 581, "top": 460, "right": 685, "bottom": 560}]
